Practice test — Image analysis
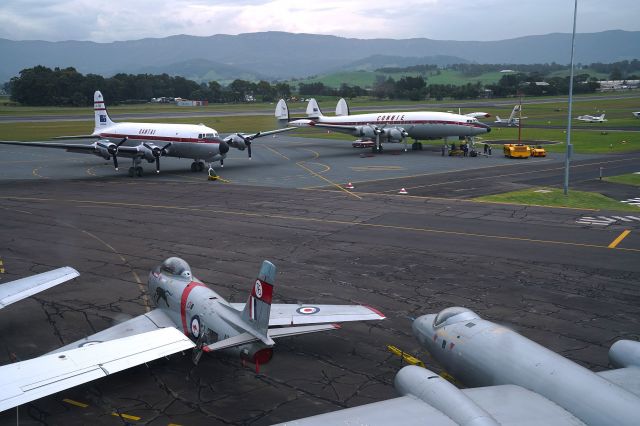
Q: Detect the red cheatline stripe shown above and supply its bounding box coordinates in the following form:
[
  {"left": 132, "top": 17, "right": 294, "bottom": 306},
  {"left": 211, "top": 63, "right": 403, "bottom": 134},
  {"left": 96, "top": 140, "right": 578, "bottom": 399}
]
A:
[
  {"left": 99, "top": 133, "right": 221, "bottom": 144},
  {"left": 94, "top": 108, "right": 107, "bottom": 111},
  {"left": 311, "top": 120, "right": 487, "bottom": 129},
  {"left": 94, "top": 101, "right": 104, "bottom": 104},
  {"left": 180, "top": 281, "right": 204, "bottom": 335}
]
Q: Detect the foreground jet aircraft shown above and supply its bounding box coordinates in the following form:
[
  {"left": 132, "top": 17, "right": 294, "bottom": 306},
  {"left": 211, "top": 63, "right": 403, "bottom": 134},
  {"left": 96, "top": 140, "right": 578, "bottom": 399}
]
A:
[
  {"left": 0, "top": 91, "right": 292, "bottom": 177},
  {"left": 276, "top": 98, "right": 490, "bottom": 153},
  {"left": 281, "top": 307, "right": 640, "bottom": 425},
  {"left": 0, "top": 258, "right": 384, "bottom": 412},
  {"left": 0, "top": 267, "right": 79, "bottom": 309}
]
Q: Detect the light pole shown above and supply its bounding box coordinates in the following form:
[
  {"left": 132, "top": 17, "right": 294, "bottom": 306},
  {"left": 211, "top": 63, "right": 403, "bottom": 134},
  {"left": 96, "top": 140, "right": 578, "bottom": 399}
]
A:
[{"left": 564, "top": 0, "right": 578, "bottom": 196}]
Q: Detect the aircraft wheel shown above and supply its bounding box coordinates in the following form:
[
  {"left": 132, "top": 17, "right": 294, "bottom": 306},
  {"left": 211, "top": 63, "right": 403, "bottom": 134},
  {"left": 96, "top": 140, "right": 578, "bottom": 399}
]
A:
[
  {"left": 136, "top": 166, "right": 144, "bottom": 177},
  {"left": 128, "top": 167, "right": 135, "bottom": 177},
  {"left": 197, "top": 161, "right": 205, "bottom": 172},
  {"left": 411, "top": 142, "right": 418, "bottom": 150},
  {"left": 191, "top": 162, "right": 198, "bottom": 172},
  {"left": 418, "top": 143, "right": 423, "bottom": 151}
]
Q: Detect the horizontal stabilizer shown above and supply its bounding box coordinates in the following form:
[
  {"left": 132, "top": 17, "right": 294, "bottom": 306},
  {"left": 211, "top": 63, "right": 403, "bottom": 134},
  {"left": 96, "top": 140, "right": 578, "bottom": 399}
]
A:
[
  {"left": 0, "top": 327, "right": 194, "bottom": 412},
  {"left": 202, "top": 324, "right": 342, "bottom": 353},
  {"left": 0, "top": 267, "right": 79, "bottom": 309},
  {"left": 229, "top": 303, "right": 385, "bottom": 326}
]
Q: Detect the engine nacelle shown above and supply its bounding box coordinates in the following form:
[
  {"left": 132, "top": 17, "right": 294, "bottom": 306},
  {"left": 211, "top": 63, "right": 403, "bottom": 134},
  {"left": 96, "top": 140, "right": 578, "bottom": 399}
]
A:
[
  {"left": 609, "top": 340, "right": 640, "bottom": 368},
  {"left": 356, "top": 125, "right": 381, "bottom": 139},
  {"left": 383, "top": 127, "right": 408, "bottom": 143},
  {"left": 226, "top": 135, "right": 247, "bottom": 150},
  {"left": 395, "top": 365, "right": 499, "bottom": 426},
  {"left": 94, "top": 141, "right": 117, "bottom": 160},
  {"left": 139, "top": 143, "right": 161, "bottom": 162}
]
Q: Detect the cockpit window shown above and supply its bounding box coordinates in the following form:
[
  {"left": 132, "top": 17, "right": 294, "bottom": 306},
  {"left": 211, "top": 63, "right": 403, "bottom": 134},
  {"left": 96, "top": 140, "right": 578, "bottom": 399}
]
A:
[
  {"left": 160, "top": 257, "right": 192, "bottom": 279},
  {"left": 433, "top": 307, "right": 478, "bottom": 328}
]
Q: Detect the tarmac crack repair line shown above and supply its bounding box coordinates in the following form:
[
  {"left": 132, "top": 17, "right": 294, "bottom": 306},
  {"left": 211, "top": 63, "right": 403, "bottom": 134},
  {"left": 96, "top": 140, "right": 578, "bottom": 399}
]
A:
[{"left": 2, "top": 196, "right": 638, "bottom": 253}]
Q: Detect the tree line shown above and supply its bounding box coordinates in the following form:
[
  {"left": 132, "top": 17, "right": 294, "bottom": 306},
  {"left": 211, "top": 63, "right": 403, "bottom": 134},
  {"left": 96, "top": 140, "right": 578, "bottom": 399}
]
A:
[{"left": 8, "top": 66, "right": 293, "bottom": 106}]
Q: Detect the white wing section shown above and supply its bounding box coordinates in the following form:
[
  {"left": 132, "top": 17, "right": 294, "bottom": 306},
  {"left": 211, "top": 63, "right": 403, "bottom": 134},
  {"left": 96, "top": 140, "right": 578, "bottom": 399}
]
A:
[
  {"left": 0, "top": 267, "right": 79, "bottom": 309},
  {"left": 0, "top": 327, "right": 194, "bottom": 412},
  {"left": 229, "top": 303, "right": 385, "bottom": 326},
  {"left": 53, "top": 308, "right": 176, "bottom": 353},
  {"left": 275, "top": 385, "right": 585, "bottom": 426},
  {"left": 597, "top": 368, "right": 640, "bottom": 398}
]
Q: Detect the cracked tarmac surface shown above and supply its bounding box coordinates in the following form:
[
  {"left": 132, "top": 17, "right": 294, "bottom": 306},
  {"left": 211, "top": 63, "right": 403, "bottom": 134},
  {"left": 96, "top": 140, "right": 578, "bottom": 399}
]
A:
[{"left": 0, "top": 152, "right": 639, "bottom": 425}]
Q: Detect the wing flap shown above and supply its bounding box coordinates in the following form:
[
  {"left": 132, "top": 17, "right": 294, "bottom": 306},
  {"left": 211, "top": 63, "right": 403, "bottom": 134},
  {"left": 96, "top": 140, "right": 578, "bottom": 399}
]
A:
[
  {"left": 0, "top": 327, "right": 194, "bottom": 412},
  {"left": 268, "top": 323, "right": 339, "bottom": 338},
  {"left": 53, "top": 308, "right": 175, "bottom": 353},
  {"left": 0, "top": 267, "right": 79, "bottom": 309},
  {"left": 229, "top": 303, "right": 385, "bottom": 326}
]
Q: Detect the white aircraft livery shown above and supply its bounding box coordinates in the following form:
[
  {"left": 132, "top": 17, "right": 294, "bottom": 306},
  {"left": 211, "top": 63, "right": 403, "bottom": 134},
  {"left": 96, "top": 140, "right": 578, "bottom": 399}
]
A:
[
  {"left": 276, "top": 98, "right": 491, "bottom": 153},
  {"left": 0, "top": 91, "right": 292, "bottom": 177}
]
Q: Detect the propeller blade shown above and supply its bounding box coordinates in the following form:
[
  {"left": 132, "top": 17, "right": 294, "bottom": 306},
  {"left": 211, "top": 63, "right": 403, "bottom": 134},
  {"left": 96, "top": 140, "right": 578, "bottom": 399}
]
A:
[
  {"left": 220, "top": 158, "right": 224, "bottom": 167},
  {"left": 117, "top": 137, "right": 128, "bottom": 147},
  {"left": 247, "top": 141, "right": 252, "bottom": 159},
  {"left": 161, "top": 142, "right": 172, "bottom": 154},
  {"left": 113, "top": 155, "right": 119, "bottom": 170},
  {"left": 155, "top": 157, "right": 160, "bottom": 173}
]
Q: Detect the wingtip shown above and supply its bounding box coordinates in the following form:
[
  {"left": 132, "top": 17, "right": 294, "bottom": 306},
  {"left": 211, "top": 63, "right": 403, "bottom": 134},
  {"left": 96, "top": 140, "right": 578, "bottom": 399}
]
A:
[{"left": 364, "top": 305, "right": 386, "bottom": 319}]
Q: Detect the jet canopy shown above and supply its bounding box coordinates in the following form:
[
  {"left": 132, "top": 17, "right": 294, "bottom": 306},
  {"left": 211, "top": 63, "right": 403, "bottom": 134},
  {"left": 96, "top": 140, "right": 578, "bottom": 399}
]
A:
[
  {"left": 433, "top": 307, "right": 479, "bottom": 328},
  {"left": 160, "top": 257, "right": 192, "bottom": 280}
]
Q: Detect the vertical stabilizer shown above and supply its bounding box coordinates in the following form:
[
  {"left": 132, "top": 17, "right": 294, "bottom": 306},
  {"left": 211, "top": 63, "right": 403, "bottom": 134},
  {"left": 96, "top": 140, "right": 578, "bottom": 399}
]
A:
[
  {"left": 241, "top": 260, "right": 276, "bottom": 337},
  {"left": 335, "top": 98, "right": 350, "bottom": 116},
  {"left": 275, "top": 99, "right": 290, "bottom": 128},
  {"left": 306, "top": 98, "right": 323, "bottom": 119},
  {"left": 93, "top": 90, "right": 114, "bottom": 134},
  {"left": 508, "top": 104, "right": 520, "bottom": 122}
]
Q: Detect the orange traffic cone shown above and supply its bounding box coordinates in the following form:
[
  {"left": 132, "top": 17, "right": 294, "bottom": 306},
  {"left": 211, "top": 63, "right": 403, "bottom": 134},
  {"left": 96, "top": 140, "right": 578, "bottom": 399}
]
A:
[
  {"left": 398, "top": 187, "right": 408, "bottom": 195},
  {"left": 345, "top": 182, "right": 354, "bottom": 189}
]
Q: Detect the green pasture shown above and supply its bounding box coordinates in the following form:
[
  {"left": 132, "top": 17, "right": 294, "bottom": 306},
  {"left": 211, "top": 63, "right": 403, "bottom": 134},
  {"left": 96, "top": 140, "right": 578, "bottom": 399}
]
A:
[
  {"left": 603, "top": 173, "right": 640, "bottom": 186},
  {"left": 475, "top": 187, "right": 640, "bottom": 212}
]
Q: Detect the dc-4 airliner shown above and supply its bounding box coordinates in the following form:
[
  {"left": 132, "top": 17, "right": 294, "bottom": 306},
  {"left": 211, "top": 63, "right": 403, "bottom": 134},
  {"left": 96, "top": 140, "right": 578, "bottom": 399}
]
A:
[
  {"left": 0, "top": 91, "right": 292, "bottom": 177},
  {"left": 276, "top": 98, "right": 490, "bottom": 153}
]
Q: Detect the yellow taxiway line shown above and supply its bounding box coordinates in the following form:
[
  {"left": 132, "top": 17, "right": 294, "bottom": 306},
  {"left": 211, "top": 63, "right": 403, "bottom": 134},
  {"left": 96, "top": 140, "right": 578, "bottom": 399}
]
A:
[
  {"left": 2, "top": 196, "right": 638, "bottom": 253},
  {"left": 608, "top": 230, "right": 631, "bottom": 248}
]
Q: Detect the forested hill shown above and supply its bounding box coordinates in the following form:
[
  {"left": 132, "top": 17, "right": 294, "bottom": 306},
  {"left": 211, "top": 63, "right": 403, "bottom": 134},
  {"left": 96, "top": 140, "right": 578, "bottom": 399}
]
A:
[{"left": 1, "top": 30, "right": 640, "bottom": 83}]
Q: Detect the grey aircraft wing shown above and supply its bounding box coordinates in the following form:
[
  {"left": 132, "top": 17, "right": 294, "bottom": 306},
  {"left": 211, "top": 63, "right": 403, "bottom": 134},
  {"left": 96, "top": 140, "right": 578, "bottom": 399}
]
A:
[
  {"left": 597, "top": 368, "right": 640, "bottom": 398},
  {"left": 0, "top": 267, "right": 79, "bottom": 309},
  {"left": 0, "top": 140, "right": 140, "bottom": 155},
  {"left": 276, "top": 368, "right": 585, "bottom": 426},
  {"left": 52, "top": 308, "right": 177, "bottom": 353},
  {"left": 0, "top": 327, "right": 194, "bottom": 412}
]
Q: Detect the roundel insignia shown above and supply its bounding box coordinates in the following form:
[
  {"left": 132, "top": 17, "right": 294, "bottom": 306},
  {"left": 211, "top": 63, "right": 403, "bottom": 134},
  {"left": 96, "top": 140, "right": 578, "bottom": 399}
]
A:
[
  {"left": 254, "top": 280, "right": 263, "bottom": 298},
  {"left": 296, "top": 306, "right": 320, "bottom": 315},
  {"left": 190, "top": 315, "right": 201, "bottom": 338}
]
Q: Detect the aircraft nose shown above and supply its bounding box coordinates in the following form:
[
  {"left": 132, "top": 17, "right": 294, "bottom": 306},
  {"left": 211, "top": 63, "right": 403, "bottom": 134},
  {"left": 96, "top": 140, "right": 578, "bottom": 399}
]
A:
[
  {"left": 478, "top": 122, "right": 491, "bottom": 133},
  {"left": 219, "top": 140, "right": 230, "bottom": 154}
]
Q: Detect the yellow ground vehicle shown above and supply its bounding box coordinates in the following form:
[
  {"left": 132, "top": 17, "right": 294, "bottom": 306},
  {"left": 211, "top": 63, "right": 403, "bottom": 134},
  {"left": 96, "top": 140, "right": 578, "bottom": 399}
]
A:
[
  {"left": 530, "top": 145, "right": 547, "bottom": 157},
  {"left": 503, "top": 143, "right": 531, "bottom": 159}
]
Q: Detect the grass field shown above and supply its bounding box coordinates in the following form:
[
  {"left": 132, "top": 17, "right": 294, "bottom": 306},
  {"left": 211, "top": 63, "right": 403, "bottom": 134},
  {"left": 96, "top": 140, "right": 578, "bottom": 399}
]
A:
[
  {"left": 475, "top": 187, "right": 640, "bottom": 212},
  {"left": 603, "top": 173, "right": 640, "bottom": 186}
]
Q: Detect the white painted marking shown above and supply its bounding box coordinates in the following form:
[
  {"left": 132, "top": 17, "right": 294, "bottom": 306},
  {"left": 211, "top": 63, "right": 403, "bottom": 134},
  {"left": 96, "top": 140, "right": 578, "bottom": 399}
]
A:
[{"left": 612, "top": 216, "right": 632, "bottom": 221}]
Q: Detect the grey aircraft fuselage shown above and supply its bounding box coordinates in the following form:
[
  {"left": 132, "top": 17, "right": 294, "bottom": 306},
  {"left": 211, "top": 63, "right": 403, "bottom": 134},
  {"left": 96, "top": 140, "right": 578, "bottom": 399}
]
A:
[{"left": 412, "top": 308, "right": 640, "bottom": 426}]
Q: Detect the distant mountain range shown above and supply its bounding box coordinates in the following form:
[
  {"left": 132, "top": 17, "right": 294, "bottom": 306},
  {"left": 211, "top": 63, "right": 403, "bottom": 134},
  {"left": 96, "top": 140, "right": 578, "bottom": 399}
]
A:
[{"left": 2, "top": 30, "right": 639, "bottom": 84}]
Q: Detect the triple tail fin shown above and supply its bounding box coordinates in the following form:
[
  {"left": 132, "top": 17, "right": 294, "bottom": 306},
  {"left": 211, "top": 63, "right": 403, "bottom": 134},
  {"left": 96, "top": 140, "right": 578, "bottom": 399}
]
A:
[
  {"left": 93, "top": 90, "right": 115, "bottom": 134},
  {"left": 306, "top": 98, "right": 323, "bottom": 119},
  {"left": 335, "top": 98, "right": 350, "bottom": 116},
  {"left": 275, "top": 99, "right": 290, "bottom": 128},
  {"left": 241, "top": 260, "right": 276, "bottom": 338}
]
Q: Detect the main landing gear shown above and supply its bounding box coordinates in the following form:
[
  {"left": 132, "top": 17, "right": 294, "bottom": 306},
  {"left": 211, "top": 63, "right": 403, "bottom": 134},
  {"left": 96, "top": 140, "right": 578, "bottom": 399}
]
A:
[
  {"left": 411, "top": 141, "right": 423, "bottom": 150},
  {"left": 190, "top": 161, "right": 205, "bottom": 172},
  {"left": 128, "top": 158, "right": 144, "bottom": 177}
]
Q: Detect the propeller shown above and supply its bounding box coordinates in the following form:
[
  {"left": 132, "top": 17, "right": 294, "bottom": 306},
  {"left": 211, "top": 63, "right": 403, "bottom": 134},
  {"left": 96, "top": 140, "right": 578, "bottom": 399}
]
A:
[
  {"left": 235, "top": 132, "right": 260, "bottom": 159},
  {"left": 97, "top": 137, "right": 127, "bottom": 170},
  {"left": 143, "top": 142, "right": 172, "bottom": 174}
]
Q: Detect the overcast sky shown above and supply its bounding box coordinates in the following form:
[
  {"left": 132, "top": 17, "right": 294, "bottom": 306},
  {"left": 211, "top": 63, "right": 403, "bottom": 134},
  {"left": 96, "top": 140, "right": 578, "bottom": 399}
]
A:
[{"left": 1, "top": 0, "right": 638, "bottom": 42}]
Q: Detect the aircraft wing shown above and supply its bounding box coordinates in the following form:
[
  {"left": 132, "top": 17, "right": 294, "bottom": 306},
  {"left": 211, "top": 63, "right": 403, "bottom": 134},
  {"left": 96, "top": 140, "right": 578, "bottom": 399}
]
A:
[
  {"left": 52, "top": 308, "right": 177, "bottom": 353},
  {"left": 275, "top": 384, "right": 584, "bottom": 425},
  {"left": 0, "top": 327, "right": 194, "bottom": 412},
  {"left": 308, "top": 122, "right": 359, "bottom": 132},
  {"left": 0, "top": 267, "right": 79, "bottom": 309},
  {"left": 597, "top": 368, "right": 640, "bottom": 398},
  {"left": 0, "top": 141, "right": 101, "bottom": 151},
  {"left": 229, "top": 303, "right": 385, "bottom": 326}
]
